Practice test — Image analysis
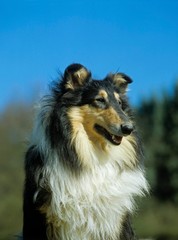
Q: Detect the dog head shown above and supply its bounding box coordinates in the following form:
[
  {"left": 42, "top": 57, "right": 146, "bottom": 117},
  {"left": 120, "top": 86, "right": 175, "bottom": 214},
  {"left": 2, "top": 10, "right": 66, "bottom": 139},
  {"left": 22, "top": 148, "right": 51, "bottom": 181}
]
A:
[{"left": 61, "top": 63, "right": 134, "bottom": 147}]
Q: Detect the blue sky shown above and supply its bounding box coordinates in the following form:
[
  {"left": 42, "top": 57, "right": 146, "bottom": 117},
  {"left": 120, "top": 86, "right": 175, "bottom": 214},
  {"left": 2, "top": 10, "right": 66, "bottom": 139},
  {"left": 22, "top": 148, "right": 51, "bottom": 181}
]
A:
[{"left": 0, "top": 0, "right": 178, "bottom": 110}]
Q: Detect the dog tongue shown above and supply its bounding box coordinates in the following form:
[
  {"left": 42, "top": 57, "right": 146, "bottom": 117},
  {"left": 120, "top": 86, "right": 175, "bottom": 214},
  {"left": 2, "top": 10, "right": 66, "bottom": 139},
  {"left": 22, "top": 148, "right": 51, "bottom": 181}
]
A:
[{"left": 112, "top": 135, "right": 123, "bottom": 144}]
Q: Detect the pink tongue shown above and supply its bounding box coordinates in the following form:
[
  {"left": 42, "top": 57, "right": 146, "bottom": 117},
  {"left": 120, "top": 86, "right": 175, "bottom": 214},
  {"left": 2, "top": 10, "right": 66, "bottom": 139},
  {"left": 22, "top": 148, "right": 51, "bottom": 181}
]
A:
[{"left": 112, "top": 135, "right": 123, "bottom": 144}]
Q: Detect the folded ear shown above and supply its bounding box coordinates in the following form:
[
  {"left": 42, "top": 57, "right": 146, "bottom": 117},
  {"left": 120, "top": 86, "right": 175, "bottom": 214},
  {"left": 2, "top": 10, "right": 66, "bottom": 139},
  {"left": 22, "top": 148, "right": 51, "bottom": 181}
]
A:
[
  {"left": 63, "top": 63, "right": 91, "bottom": 91},
  {"left": 109, "top": 73, "right": 133, "bottom": 93}
]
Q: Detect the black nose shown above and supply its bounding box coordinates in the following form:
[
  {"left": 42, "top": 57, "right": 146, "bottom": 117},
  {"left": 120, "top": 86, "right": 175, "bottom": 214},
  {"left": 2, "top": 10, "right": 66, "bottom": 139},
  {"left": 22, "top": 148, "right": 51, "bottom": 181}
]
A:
[{"left": 121, "top": 123, "right": 134, "bottom": 135}]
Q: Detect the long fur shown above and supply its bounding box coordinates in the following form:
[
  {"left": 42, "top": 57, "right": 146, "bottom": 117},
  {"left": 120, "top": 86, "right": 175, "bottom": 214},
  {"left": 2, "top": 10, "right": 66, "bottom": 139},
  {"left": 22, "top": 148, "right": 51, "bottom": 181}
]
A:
[{"left": 23, "top": 63, "right": 148, "bottom": 240}]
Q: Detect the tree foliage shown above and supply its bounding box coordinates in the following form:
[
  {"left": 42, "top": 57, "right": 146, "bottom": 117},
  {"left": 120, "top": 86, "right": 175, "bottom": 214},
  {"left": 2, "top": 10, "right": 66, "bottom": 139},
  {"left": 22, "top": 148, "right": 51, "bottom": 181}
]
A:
[
  {"left": 0, "top": 102, "right": 33, "bottom": 239},
  {"left": 136, "top": 82, "right": 178, "bottom": 203}
]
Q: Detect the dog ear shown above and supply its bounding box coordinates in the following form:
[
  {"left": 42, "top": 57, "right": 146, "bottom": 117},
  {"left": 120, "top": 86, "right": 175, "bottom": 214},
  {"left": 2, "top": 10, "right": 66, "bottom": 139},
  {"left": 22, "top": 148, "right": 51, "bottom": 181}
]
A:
[
  {"left": 63, "top": 63, "right": 91, "bottom": 91},
  {"left": 109, "top": 73, "right": 133, "bottom": 93}
]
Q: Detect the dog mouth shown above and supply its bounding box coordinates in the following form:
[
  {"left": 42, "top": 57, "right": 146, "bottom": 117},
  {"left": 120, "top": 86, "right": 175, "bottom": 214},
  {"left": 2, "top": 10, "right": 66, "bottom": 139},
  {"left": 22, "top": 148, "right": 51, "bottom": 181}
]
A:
[{"left": 94, "top": 124, "right": 123, "bottom": 145}]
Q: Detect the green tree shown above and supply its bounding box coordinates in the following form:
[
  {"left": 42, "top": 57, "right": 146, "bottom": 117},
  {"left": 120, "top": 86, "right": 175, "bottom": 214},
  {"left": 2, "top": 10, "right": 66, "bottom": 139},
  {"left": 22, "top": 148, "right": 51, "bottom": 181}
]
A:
[
  {"left": 0, "top": 102, "right": 33, "bottom": 239},
  {"left": 136, "top": 81, "right": 178, "bottom": 203}
]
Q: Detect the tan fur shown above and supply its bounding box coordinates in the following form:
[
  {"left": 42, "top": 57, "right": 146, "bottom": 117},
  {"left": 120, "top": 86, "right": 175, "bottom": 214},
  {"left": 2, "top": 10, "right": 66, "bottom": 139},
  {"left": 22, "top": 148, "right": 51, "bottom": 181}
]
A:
[
  {"left": 113, "top": 74, "right": 126, "bottom": 84},
  {"left": 98, "top": 89, "right": 108, "bottom": 99},
  {"left": 114, "top": 91, "right": 120, "bottom": 101},
  {"left": 109, "top": 74, "right": 129, "bottom": 93},
  {"left": 68, "top": 105, "right": 113, "bottom": 156},
  {"left": 67, "top": 107, "right": 96, "bottom": 168},
  {"left": 65, "top": 67, "right": 90, "bottom": 90},
  {"left": 67, "top": 105, "right": 137, "bottom": 168}
]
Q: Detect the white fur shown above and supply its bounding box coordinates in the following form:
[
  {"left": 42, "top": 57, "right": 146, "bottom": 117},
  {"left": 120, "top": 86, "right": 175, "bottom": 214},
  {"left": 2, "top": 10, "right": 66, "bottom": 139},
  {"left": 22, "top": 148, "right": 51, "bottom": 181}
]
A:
[{"left": 38, "top": 142, "right": 147, "bottom": 239}]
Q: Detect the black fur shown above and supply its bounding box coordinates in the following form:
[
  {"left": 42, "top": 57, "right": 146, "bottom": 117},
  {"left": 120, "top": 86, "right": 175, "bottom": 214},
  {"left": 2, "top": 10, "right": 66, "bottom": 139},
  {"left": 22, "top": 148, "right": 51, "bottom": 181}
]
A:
[{"left": 23, "top": 146, "right": 48, "bottom": 239}]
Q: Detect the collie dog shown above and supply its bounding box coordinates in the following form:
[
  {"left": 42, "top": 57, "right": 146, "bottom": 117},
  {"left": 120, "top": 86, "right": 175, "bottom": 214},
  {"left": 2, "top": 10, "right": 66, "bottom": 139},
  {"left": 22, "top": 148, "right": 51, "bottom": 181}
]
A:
[{"left": 23, "top": 63, "right": 148, "bottom": 240}]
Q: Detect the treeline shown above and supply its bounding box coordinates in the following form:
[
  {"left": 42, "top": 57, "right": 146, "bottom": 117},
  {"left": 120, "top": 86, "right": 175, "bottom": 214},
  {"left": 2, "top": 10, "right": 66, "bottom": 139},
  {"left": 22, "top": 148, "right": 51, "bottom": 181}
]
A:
[
  {"left": 0, "top": 102, "right": 33, "bottom": 239},
  {"left": 136, "top": 82, "right": 178, "bottom": 204}
]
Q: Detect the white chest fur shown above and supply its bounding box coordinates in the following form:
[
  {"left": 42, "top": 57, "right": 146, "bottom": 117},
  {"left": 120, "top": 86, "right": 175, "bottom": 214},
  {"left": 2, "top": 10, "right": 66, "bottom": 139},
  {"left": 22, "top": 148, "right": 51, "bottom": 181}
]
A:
[{"left": 41, "top": 157, "right": 147, "bottom": 240}]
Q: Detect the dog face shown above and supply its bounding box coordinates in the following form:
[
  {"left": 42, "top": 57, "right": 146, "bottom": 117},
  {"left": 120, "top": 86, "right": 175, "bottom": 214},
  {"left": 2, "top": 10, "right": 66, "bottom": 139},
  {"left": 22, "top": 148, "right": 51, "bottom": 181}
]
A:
[{"left": 62, "top": 64, "right": 134, "bottom": 147}]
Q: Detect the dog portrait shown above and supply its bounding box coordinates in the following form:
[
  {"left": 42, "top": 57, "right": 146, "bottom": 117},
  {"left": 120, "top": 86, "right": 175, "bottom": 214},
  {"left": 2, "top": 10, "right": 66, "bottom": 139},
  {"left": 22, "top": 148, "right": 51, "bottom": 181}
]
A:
[{"left": 23, "top": 63, "right": 148, "bottom": 240}]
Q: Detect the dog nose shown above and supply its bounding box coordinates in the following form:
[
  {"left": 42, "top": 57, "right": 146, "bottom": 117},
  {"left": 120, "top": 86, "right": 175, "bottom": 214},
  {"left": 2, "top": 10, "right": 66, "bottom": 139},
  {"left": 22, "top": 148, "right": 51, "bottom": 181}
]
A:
[{"left": 121, "top": 123, "right": 133, "bottom": 135}]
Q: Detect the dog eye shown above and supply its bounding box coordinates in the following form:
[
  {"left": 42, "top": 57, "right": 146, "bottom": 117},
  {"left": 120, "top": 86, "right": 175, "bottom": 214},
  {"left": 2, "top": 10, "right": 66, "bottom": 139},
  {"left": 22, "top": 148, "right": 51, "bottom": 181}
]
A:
[
  {"left": 92, "top": 97, "right": 107, "bottom": 108},
  {"left": 95, "top": 97, "right": 106, "bottom": 103}
]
